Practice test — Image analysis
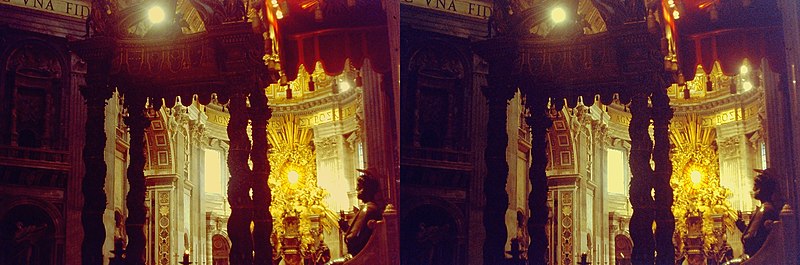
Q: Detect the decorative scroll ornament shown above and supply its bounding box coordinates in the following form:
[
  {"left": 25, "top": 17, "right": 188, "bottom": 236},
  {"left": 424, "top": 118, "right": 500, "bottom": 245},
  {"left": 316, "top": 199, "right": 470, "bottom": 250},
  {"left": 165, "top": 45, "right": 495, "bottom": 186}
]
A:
[
  {"left": 267, "top": 115, "right": 338, "bottom": 256},
  {"left": 670, "top": 115, "right": 736, "bottom": 254}
]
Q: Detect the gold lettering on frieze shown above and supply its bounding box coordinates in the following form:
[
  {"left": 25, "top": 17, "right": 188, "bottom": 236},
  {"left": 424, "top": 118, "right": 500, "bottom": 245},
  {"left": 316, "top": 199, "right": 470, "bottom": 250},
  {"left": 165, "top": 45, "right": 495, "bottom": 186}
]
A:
[
  {"left": 609, "top": 111, "right": 631, "bottom": 126},
  {"left": 400, "top": 0, "right": 492, "bottom": 19},
  {"left": 701, "top": 109, "right": 741, "bottom": 127},
  {"left": 1, "top": 0, "right": 90, "bottom": 18}
]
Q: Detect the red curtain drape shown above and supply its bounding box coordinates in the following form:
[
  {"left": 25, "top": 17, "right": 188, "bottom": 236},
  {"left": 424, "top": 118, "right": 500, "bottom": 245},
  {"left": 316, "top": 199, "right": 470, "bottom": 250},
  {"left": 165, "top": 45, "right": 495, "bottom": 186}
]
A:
[{"left": 275, "top": 0, "right": 390, "bottom": 81}]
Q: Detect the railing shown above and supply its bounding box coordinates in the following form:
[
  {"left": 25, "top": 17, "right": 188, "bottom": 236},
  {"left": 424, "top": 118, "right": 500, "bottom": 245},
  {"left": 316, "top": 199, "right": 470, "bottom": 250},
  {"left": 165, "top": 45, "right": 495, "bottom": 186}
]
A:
[
  {"left": 519, "top": 126, "right": 531, "bottom": 143},
  {"left": 401, "top": 147, "right": 471, "bottom": 165},
  {"left": 0, "top": 145, "right": 70, "bottom": 170},
  {"left": 116, "top": 126, "right": 130, "bottom": 143}
]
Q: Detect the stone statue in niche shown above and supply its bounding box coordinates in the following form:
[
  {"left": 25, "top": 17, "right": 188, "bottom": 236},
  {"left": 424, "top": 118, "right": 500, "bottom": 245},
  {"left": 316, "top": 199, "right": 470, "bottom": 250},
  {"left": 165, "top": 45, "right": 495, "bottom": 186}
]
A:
[
  {"left": 415, "top": 222, "right": 451, "bottom": 265},
  {"left": 734, "top": 168, "right": 785, "bottom": 258},
  {"left": 12, "top": 222, "right": 48, "bottom": 265}
]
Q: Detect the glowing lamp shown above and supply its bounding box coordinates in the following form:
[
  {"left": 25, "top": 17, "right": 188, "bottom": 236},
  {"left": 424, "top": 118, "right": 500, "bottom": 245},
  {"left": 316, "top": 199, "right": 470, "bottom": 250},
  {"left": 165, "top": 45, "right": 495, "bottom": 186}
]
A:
[
  {"left": 276, "top": 9, "right": 284, "bottom": 19},
  {"left": 287, "top": 170, "right": 299, "bottom": 184},
  {"left": 690, "top": 170, "right": 702, "bottom": 185},
  {"left": 742, "top": 81, "right": 753, "bottom": 91},
  {"left": 740, "top": 65, "right": 749, "bottom": 74},
  {"left": 148, "top": 6, "right": 166, "bottom": 24},
  {"left": 339, "top": 80, "right": 352, "bottom": 92},
  {"left": 672, "top": 10, "right": 680, "bottom": 19},
  {"left": 551, "top": 7, "right": 567, "bottom": 24}
]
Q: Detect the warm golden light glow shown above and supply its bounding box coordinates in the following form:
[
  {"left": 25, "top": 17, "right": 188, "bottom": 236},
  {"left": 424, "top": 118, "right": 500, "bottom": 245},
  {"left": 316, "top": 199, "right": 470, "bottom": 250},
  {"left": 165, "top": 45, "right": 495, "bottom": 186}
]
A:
[
  {"left": 276, "top": 9, "right": 284, "bottom": 19},
  {"left": 148, "top": 6, "right": 166, "bottom": 24},
  {"left": 743, "top": 81, "right": 753, "bottom": 91},
  {"left": 339, "top": 80, "right": 352, "bottom": 92},
  {"left": 672, "top": 10, "right": 680, "bottom": 19},
  {"left": 287, "top": 170, "right": 299, "bottom": 184},
  {"left": 267, "top": 115, "right": 338, "bottom": 256},
  {"left": 740, "top": 64, "right": 749, "bottom": 74},
  {"left": 551, "top": 7, "right": 567, "bottom": 24},
  {"left": 671, "top": 115, "right": 736, "bottom": 254},
  {"left": 690, "top": 170, "right": 702, "bottom": 184}
]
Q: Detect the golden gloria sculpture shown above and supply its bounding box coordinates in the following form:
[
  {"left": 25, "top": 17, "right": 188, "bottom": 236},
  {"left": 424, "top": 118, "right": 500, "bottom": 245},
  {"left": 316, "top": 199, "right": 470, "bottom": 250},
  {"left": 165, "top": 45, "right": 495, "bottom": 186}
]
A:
[
  {"left": 267, "top": 114, "right": 338, "bottom": 258},
  {"left": 670, "top": 114, "right": 736, "bottom": 254}
]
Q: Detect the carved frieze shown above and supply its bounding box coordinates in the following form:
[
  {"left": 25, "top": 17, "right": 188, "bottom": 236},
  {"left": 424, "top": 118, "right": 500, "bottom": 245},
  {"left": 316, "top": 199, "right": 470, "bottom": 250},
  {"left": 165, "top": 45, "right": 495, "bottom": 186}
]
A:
[
  {"left": 718, "top": 136, "right": 740, "bottom": 158},
  {"left": 561, "top": 191, "right": 574, "bottom": 265},
  {"left": 315, "top": 136, "right": 338, "bottom": 159},
  {"left": 157, "top": 191, "right": 170, "bottom": 265}
]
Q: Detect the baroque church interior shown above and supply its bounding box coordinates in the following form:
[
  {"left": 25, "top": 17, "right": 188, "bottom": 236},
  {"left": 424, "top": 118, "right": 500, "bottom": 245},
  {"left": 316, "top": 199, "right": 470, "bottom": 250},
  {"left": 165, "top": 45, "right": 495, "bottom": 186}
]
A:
[
  {"left": 401, "top": 0, "right": 800, "bottom": 264},
  {"left": 0, "top": 0, "right": 399, "bottom": 264}
]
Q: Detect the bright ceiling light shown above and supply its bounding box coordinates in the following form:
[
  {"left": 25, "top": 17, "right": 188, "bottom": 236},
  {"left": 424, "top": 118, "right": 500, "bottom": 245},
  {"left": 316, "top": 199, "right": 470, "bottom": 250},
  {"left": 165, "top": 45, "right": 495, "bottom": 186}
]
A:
[
  {"left": 740, "top": 64, "right": 749, "bottom": 74},
  {"left": 690, "top": 170, "right": 702, "bottom": 184},
  {"left": 339, "top": 80, "right": 352, "bottom": 92},
  {"left": 551, "top": 7, "right": 567, "bottom": 24},
  {"left": 287, "top": 170, "right": 299, "bottom": 184},
  {"left": 148, "top": 6, "right": 166, "bottom": 24},
  {"left": 743, "top": 81, "right": 753, "bottom": 91}
]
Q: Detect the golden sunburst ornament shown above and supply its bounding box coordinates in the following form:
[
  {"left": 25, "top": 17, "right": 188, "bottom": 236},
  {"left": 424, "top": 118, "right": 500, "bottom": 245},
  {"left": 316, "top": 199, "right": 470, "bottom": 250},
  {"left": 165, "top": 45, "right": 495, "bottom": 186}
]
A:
[
  {"left": 267, "top": 114, "right": 338, "bottom": 255},
  {"left": 670, "top": 114, "right": 736, "bottom": 254}
]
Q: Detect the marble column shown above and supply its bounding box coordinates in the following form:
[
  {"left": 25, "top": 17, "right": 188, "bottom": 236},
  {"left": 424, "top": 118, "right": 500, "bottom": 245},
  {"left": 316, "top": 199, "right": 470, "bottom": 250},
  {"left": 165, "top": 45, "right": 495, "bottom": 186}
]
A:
[
  {"left": 651, "top": 91, "right": 675, "bottom": 264},
  {"left": 79, "top": 74, "right": 112, "bottom": 265},
  {"left": 525, "top": 94, "right": 552, "bottom": 265},
  {"left": 628, "top": 94, "right": 655, "bottom": 264},
  {"left": 481, "top": 79, "right": 513, "bottom": 264},
  {"left": 226, "top": 93, "right": 254, "bottom": 264},
  {"left": 124, "top": 94, "right": 150, "bottom": 265},
  {"left": 249, "top": 89, "right": 273, "bottom": 265}
]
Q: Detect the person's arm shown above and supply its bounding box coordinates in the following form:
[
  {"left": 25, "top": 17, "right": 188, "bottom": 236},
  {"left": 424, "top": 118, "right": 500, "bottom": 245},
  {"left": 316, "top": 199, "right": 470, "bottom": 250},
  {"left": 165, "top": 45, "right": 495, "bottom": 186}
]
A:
[
  {"left": 346, "top": 204, "right": 378, "bottom": 241},
  {"left": 735, "top": 210, "right": 747, "bottom": 233}
]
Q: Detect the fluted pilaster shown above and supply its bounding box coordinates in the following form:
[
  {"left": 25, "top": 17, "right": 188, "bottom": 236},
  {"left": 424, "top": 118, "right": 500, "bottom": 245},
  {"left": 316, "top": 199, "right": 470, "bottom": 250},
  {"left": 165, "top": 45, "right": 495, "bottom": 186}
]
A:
[
  {"left": 249, "top": 90, "right": 273, "bottom": 265},
  {"left": 481, "top": 80, "right": 513, "bottom": 265},
  {"left": 79, "top": 77, "right": 112, "bottom": 265},
  {"left": 628, "top": 94, "right": 656, "bottom": 264},
  {"left": 227, "top": 93, "right": 254, "bottom": 265},
  {"left": 525, "top": 95, "right": 552, "bottom": 265}
]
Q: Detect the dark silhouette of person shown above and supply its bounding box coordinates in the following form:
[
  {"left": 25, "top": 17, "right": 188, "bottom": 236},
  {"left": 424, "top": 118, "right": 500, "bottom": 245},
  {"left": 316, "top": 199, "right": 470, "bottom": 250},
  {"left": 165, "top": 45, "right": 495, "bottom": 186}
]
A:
[
  {"left": 735, "top": 168, "right": 785, "bottom": 257},
  {"left": 343, "top": 170, "right": 382, "bottom": 255},
  {"left": 327, "top": 170, "right": 382, "bottom": 265}
]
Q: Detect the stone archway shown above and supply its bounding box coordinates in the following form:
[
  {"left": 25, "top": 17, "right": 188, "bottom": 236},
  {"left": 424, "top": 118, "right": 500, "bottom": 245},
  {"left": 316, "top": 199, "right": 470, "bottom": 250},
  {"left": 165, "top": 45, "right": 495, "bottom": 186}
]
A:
[
  {"left": 0, "top": 204, "right": 57, "bottom": 265},
  {"left": 615, "top": 234, "right": 633, "bottom": 265},
  {"left": 211, "top": 234, "right": 230, "bottom": 265},
  {"left": 400, "top": 204, "right": 460, "bottom": 265}
]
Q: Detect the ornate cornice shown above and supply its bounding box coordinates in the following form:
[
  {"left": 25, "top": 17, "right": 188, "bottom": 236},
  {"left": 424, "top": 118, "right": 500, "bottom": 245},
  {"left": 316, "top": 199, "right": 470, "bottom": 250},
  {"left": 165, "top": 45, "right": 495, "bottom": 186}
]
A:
[
  {"left": 269, "top": 86, "right": 361, "bottom": 114},
  {"left": 475, "top": 22, "right": 668, "bottom": 110},
  {"left": 671, "top": 87, "right": 764, "bottom": 114}
]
